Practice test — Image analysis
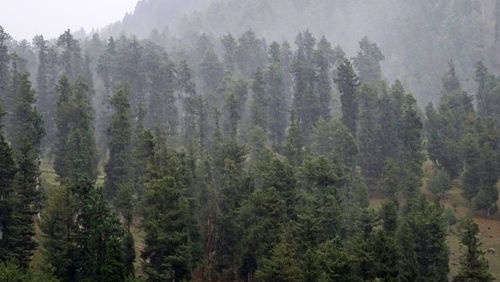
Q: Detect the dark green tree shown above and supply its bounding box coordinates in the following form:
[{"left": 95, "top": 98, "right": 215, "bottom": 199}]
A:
[
  {"left": 105, "top": 86, "right": 133, "bottom": 200},
  {"left": 254, "top": 232, "right": 304, "bottom": 282},
  {"left": 54, "top": 77, "right": 97, "bottom": 181},
  {"left": 3, "top": 73, "right": 44, "bottom": 268},
  {"left": 453, "top": 218, "right": 494, "bottom": 282},
  {"left": 0, "top": 105, "right": 16, "bottom": 262},
  {"left": 336, "top": 59, "right": 360, "bottom": 136},
  {"left": 427, "top": 167, "right": 451, "bottom": 202},
  {"left": 265, "top": 48, "right": 288, "bottom": 152},
  {"left": 141, "top": 143, "right": 194, "bottom": 282}
]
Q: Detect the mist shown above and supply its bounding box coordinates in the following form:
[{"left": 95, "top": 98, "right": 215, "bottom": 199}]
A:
[{"left": 0, "top": 1, "right": 499, "bottom": 281}]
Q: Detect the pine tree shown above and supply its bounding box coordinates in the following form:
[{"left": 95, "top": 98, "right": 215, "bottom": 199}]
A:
[
  {"left": 250, "top": 68, "right": 267, "bottom": 129},
  {"left": 40, "top": 179, "right": 78, "bottom": 281},
  {"left": 0, "top": 105, "right": 16, "bottom": 262},
  {"left": 400, "top": 92, "right": 424, "bottom": 197},
  {"left": 97, "top": 37, "right": 117, "bottom": 96},
  {"left": 105, "top": 86, "right": 133, "bottom": 200},
  {"left": 223, "top": 78, "right": 248, "bottom": 137},
  {"left": 141, "top": 142, "right": 194, "bottom": 282},
  {"left": 3, "top": 73, "right": 44, "bottom": 268},
  {"left": 358, "top": 83, "right": 383, "bottom": 188},
  {"left": 177, "top": 60, "right": 197, "bottom": 142},
  {"left": 336, "top": 58, "right": 360, "bottom": 136},
  {"left": 105, "top": 86, "right": 136, "bottom": 276},
  {"left": 54, "top": 77, "right": 97, "bottom": 181},
  {"left": 427, "top": 62, "right": 474, "bottom": 178},
  {"left": 292, "top": 32, "right": 319, "bottom": 141},
  {"left": 238, "top": 187, "right": 286, "bottom": 279},
  {"left": 34, "top": 35, "right": 58, "bottom": 153},
  {"left": 76, "top": 181, "right": 126, "bottom": 282},
  {"left": 405, "top": 197, "right": 450, "bottom": 281},
  {"left": 311, "top": 118, "right": 359, "bottom": 171},
  {"left": 314, "top": 37, "right": 333, "bottom": 121},
  {"left": 213, "top": 138, "right": 248, "bottom": 275},
  {"left": 284, "top": 111, "right": 303, "bottom": 168},
  {"left": 56, "top": 30, "right": 83, "bottom": 81},
  {"left": 0, "top": 26, "right": 11, "bottom": 105},
  {"left": 474, "top": 61, "right": 500, "bottom": 127},
  {"left": 255, "top": 232, "right": 304, "bottom": 282},
  {"left": 148, "top": 60, "right": 178, "bottom": 136},
  {"left": 266, "top": 49, "right": 288, "bottom": 152},
  {"left": 453, "top": 218, "right": 494, "bottom": 282},
  {"left": 353, "top": 37, "right": 385, "bottom": 83},
  {"left": 427, "top": 167, "right": 451, "bottom": 202}
]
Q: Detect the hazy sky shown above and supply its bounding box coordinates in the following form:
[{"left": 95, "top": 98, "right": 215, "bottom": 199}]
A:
[{"left": 1, "top": 0, "right": 139, "bottom": 40}]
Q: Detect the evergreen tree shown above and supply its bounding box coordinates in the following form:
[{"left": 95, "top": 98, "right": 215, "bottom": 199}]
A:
[
  {"left": 353, "top": 37, "right": 385, "bottom": 83},
  {"left": 2, "top": 73, "right": 44, "bottom": 268},
  {"left": 453, "top": 218, "right": 494, "bottom": 282},
  {"left": 336, "top": 59, "right": 360, "bottom": 136},
  {"left": 255, "top": 232, "right": 304, "bottom": 282},
  {"left": 427, "top": 167, "right": 451, "bottom": 202},
  {"left": 284, "top": 111, "right": 303, "bottom": 168},
  {"left": 223, "top": 78, "right": 248, "bottom": 137},
  {"left": 105, "top": 86, "right": 133, "bottom": 200},
  {"left": 358, "top": 83, "right": 383, "bottom": 188},
  {"left": 400, "top": 92, "right": 424, "bottom": 197},
  {"left": 104, "top": 86, "right": 136, "bottom": 277},
  {"left": 177, "top": 60, "right": 197, "bottom": 141},
  {"left": 474, "top": 61, "right": 500, "bottom": 127},
  {"left": 265, "top": 49, "right": 288, "bottom": 152},
  {"left": 238, "top": 187, "right": 286, "bottom": 279},
  {"left": 213, "top": 138, "right": 248, "bottom": 275},
  {"left": 40, "top": 179, "right": 78, "bottom": 281},
  {"left": 76, "top": 181, "right": 126, "bottom": 282},
  {"left": 314, "top": 37, "right": 333, "bottom": 121},
  {"left": 56, "top": 30, "right": 83, "bottom": 81},
  {"left": 404, "top": 197, "right": 449, "bottom": 281},
  {"left": 54, "top": 77, "right": 97, "bottom": 181},
  {"left": 427, "top": 62, "right": 474, "bottom": 178},
  {"left": 0, "top": 26, "right": 11, "bottom": 105},
  {"left": 0, "top": 105, "right": 16, "bottom": 262},
  {"left": 141, "top": 142, "right": 194, "bottom": 282},
  {"left": 33, "top": 35, "right": 58, "bottom": 153},
  {"left": 250, "top": 68, "right": 267, "bottom": 129},
  {"left": 292, "top": 31, "right": 319, "bottom": 141}
]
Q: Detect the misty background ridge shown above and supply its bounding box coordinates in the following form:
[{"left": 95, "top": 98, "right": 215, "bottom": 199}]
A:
[{"left": 94, "top": 0, "right": 500, "bottom": 105}]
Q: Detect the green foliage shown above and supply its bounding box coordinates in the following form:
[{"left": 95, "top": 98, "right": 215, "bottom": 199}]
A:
[
  {"left": 402, "top": 197, "right": 450, "bottom": 281},
  {"left": 41, "top": 179, "right": 126, "bottom": 282},
  {"left": 141, "top": 142, "right": 194, "bottom": 282},
  {"left": 0, "top": 106, "right": 17, "bottom": 262},
  {"left": 105, "top": 86, "right": 133, "bottom": 200},
  {"left": 336, "top": 58, "right": 359, "bottom": 136},
  {"left": 0, "top": 260, "right": 59, "bottom": 282},
  {"left": 428, "top": 167, "right": 451, "bottom": 201},
  {"left": 462, "top": 117, "right": 499, "bottom": 215},
  {"left": 2, "top": 73, "right": 44, "bottom": 268},
  {"left": 453, "top": 218, "right": 494, "bottom": 282},
  {"left": 255, "top": 233, "right": 304, "bottom": 282},
  {"left": 54, "top": 77, "right": 97, "bottom": 181},
  {"left": 311, "top": 118, "right": 359, "bottom": 169},
  {"left": 284, "top": 111, "right": 303, "bottom": 168},
  {"left": 238, "top": 187, "right": 286, "bottom": 278}
]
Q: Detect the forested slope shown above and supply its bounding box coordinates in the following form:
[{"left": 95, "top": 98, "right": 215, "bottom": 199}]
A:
[{"left": 0, "top": 1, "right": 500, "bottom": 281}]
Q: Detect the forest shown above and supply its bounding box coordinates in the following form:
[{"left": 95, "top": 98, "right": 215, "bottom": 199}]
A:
[{"left": 1, "top": 0, "right": 500, "bottom": 281}]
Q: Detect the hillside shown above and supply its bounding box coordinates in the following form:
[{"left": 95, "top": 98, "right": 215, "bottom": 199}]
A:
[{"left": 102, "top": 0, "right": 500, "bottom": 105}]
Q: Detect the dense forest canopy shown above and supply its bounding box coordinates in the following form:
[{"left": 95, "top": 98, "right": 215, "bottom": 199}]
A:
[{"left": 0, "top": 0, "right": 500, "bottom": 281}]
